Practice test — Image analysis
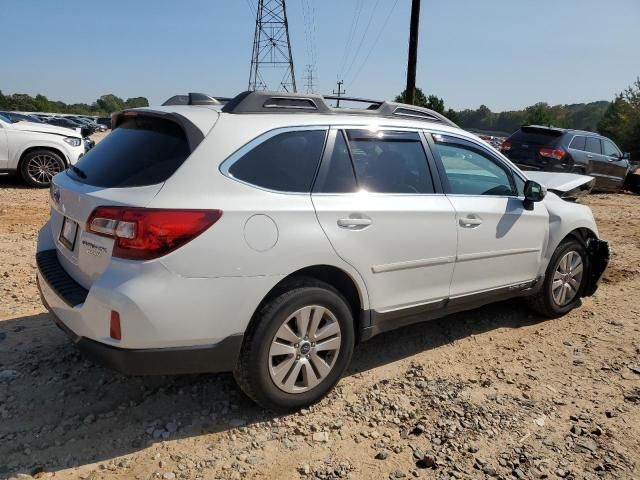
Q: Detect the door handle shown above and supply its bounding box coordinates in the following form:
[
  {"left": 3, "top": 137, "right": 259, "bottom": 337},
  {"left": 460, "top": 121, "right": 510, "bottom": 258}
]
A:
[
  {"left": 459, "top": 216, "right": 482, "bottom": 228},
  {"left": 337, "top": 217, "right": 372, "bottom": 229},
  {"left": 587, "top": 154, "right": 594, "bottom": 159}
]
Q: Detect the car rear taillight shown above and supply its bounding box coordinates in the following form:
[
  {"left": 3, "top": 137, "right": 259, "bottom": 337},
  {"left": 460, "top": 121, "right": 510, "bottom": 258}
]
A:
[
  {"left": 539, "top": 147, "right": 566, "bottom": 161},
  {"left": 500, "top": 141, "right": 512, "bottom": 152},
  {"left": 87, "top": 207, "right": 222, "bottom": 260}
]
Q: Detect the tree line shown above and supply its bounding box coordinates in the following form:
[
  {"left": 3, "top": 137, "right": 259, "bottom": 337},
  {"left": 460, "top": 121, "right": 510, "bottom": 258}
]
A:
[
  {"left": 399, "top": 80, "right": 640, "bottom": 160},
  {"left": 0, "top": 91, "right": 149, "bottom": 116}
]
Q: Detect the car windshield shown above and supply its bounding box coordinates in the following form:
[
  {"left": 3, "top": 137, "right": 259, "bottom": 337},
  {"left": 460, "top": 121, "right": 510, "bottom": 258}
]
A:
[{"left": 0, "top": 113, "right": 10, "bottom": 123}]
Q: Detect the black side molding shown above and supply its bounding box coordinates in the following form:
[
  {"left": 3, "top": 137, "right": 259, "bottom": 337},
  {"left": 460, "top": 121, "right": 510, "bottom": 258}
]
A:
[{"left": 360, "top": 279, "right": 541, "bottom": 342}]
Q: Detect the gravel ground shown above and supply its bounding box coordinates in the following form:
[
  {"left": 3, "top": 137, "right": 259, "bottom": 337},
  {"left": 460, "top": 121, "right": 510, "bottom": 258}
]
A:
[{"left": 0, "top": 158, "right": 639, "bottom": 479}]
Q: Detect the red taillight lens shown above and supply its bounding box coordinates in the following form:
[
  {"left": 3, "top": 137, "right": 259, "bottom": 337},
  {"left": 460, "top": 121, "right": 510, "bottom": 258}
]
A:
[
  {"left": 539, "top": 147, "right": 566, "bottom": 161},
  {"left": 110, "top": 311, "right": 122, "bottom": 340},
  {"left": 501, "top": 141, "right": 512, "bottom": 151},
  {"left": 87, "top": 207, "right": 222, "bottom": 260}
]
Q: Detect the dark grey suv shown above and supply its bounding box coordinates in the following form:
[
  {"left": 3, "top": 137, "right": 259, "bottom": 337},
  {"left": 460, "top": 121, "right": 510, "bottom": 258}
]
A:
[{"left": 501, "top": 126, "right": 635, "bottom": 192}]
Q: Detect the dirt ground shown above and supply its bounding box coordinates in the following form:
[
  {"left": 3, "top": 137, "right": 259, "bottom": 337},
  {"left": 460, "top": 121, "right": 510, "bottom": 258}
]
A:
[{"left": 0, "top": 157, "right": 639, "bottom": 479}]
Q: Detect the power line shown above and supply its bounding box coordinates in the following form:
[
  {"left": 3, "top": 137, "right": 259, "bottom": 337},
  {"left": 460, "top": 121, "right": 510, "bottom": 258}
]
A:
[
  {"left": 342, "top": 0, "right": 382, "bottom": 82},
  {"left": 349, "top": 0, "right": 400, "bottom": 88},
  {"left": 338, "top": 0, "right": 364, "bottom": 78}
]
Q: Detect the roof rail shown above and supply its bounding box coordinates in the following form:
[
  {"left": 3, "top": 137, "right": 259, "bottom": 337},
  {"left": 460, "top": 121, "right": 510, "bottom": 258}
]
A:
[
  {"left": 219, "top": 91, "right": 458, "bottom": 127},
  {"left": 162, "top": 93, "right": 221, "bottom": 106}
]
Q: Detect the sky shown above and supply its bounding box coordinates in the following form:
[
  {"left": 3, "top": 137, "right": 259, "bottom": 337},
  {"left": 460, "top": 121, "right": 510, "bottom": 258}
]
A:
[{"left": 2, "top": 0, "right": 639, "bottom": 112}]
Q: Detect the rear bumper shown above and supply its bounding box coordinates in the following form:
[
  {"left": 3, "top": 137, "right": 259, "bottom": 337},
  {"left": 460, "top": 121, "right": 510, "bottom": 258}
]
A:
[
  {"left": 47, "top": 304, "right": 242, "bottom": 375},
  {"left": 36, "top": 246, "right": 247, "bottom": 375},
  {"left": 583, "top": 239, "right": 610, "bottom": 297},
  {"left": 38, "top": 275, "right": 243, "bottom": 375}
]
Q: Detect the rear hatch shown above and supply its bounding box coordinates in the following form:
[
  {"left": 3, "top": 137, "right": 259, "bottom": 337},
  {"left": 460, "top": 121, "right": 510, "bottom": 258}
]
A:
[
  {"left": 48, "top": 112, "right": 209, "bottom": 289},
  {"left": 502, "top": 126, "right": 564, "bottom": 168}
]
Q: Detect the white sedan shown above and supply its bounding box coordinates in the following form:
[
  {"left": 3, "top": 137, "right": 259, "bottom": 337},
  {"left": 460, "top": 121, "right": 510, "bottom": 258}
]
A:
[{"left": 0, "top": 112, "right": 86, "bottom": 187}]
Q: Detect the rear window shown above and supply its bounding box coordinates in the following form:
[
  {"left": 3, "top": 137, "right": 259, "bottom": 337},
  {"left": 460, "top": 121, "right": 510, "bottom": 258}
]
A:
[
  {"left": 228, "top": 130, "right": 326, "bottom": 192},
  {"left": 67, "top": 116, "right": 190, "bottom": 187},
  {"left": 508, "top": 127, "right": 563, "bottom": 147}
]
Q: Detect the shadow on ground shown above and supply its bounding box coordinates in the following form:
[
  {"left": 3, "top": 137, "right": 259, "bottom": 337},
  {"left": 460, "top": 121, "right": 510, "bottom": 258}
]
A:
[{"left": 0, "top": 299, "right": 544, "bottom": 475}]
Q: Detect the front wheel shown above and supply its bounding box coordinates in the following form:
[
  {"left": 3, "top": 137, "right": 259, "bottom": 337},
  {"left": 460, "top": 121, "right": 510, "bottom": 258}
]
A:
[
  {"left": 526, "top": 239, "right": 588, "bottom": 318},
  {"left": 20, "top": 149, "right": 65, "bottom": 188},
  {"left": 234, "top": 278, "right": 355, "bottom": 412}
]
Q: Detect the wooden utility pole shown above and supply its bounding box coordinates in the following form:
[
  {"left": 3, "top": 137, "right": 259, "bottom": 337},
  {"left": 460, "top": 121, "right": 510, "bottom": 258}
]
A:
[
  {"left": 405, "top": 0, "right": 421, "bottom": 105},
  {"left": 333, "top": 80, "right": 345, "bottom": 107}
]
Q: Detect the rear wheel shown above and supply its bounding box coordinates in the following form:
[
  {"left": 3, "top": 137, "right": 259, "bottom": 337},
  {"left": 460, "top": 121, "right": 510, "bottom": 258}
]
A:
[
  {"left": 526, "top": 239, "right": 588, "bottom": 318},
  {"left": 20, "top": 149, "right": 65, "bottom": 188},
  {"left": 234, "top": 278, "right": 355, "bottom": 412}
]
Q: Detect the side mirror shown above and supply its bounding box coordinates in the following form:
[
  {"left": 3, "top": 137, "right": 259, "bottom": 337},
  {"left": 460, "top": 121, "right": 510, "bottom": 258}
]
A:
[
  {"left": 523, "top": 180, "right": 546, "bottom": 210},
  {"left": 622, "top": 152, "right": 631, "bottom": 161}
]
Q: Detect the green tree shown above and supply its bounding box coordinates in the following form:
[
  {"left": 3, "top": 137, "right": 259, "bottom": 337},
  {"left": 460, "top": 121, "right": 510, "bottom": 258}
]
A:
[
  {"left": 395, "top": 87, "right": 428, "bottom": 107},
  {"left": 525, "top": 102, "right": 555, "bottom": 126},
  {"left": 598, "top": 78, "right": 640, "bottom": 161},
  {"left": 97, "top": 94, "right": 126, "bottom": 113},
  {"left": 395, "top": 87, "right": 458, "bottom": 122},
  {"left": 124, "top": 97, "right": 150, "bottom": 109}
]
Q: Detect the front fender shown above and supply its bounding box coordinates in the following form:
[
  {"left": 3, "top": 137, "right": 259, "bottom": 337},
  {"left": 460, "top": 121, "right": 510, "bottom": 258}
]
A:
[
  {"left": 10, "top": 138, "right": 73, "bottom": 169},
  {"left": 541, "top": 193, "right": 600, "bottom": 273}
]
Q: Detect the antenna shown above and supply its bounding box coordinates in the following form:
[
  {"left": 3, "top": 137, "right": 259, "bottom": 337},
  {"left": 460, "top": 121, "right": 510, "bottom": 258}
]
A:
[{"left": 248, "top": 0, "right": 297, "bottom": 92}]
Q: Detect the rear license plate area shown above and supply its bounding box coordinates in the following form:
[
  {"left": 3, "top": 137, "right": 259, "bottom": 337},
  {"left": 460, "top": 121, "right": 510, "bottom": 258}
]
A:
[{"left": 59, "top": 217, "right": 79, "bottom": 251}]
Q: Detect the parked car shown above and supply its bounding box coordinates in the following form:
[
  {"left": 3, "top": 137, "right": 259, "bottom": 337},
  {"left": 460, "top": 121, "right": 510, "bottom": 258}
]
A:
[
  {"left": 0, "top": 111, "right": 46, "bottom": 124},
  {"left": 36, "top": 91, "right": 609, "bottom": 411},
  {"left": 0, "top": 112, "right": 86, "bottom": 187},
  {"left": 501, "top": 126, "right": 637, "bottom": 192},
  {"left": 46, "top": 117, "right": 91, "bottom": 137},
  {"left": 96, "top": 117, "right": 112, "bottom": 130},
  {"left": 69, "top": 117, "right": 98, "bottom": 135}
]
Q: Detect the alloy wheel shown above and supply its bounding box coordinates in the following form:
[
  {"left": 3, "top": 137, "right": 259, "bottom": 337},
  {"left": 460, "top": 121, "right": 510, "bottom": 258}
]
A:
[
  {"left": 551, "top": 250, "right": 584, "bottom": 306},
  {"left": 26, "top": 154, "right": 63, "bottom": 185},
  {"left": 268, "top": 305, "right": 342, "bottom": 394}
]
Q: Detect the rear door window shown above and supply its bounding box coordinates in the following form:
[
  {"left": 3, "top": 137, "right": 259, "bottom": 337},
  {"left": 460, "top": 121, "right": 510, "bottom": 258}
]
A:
[
  {"left": 67, "top": 116, "right": 190, "bottom": 187},
  {"left": 569, "top": 135, "right": 586, "bottom": 151},
  {"left": 585, "top": 137, "right": 602, "bottom": 155},
  {"left": 228, "top": 130, "right": 326, "bottom": 193},
  {"left": 344, "top": 129, "right": 434, "bottom": 194}
]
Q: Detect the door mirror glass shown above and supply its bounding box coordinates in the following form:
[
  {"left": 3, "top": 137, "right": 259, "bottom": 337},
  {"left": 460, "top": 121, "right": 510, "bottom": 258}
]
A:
[
  {"left": 622, "top": 152, "right": 631, "bottom": 161},
  {"left": 523, "top": 180, "right": 546, "bottom": 210}
]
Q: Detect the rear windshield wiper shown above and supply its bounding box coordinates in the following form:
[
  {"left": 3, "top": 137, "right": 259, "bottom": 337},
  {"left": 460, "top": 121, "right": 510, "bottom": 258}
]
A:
[{"left": 69, "top": 165, "right": 87, "bottom": 179}]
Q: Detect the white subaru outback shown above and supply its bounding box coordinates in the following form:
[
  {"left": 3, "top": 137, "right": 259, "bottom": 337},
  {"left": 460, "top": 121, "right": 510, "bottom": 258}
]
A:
[
  {"left": 36, "top": 91, "right": 609, "bottom": 411},
  {"left": 0, "top": 112, "right": 86, "bottom": 187}
]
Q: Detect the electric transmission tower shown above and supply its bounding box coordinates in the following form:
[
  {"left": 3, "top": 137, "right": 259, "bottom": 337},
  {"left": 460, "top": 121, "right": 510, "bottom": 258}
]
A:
[
  {"left": 248, "top": 0, "right": 297, "bottom": 92},
  {"left": 304, "top": 64, "right": 316, "bottom": 93}
]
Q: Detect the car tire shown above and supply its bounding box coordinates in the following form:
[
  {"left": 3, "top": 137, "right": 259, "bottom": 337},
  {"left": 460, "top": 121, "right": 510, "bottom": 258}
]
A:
[
  {"left": 234, "top": 277, "right": 355, "bottom": 412},
  {"left": 20, "top": 149, "right": 66, "bottom": 188},
  {"left": 525, "top": 238, "right": 588, "bottom": 318}
]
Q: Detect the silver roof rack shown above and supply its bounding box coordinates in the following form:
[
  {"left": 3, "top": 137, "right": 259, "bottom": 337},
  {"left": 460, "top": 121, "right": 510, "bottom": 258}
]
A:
[{"left": 161, "top": 91, "right": 458, "bottom": 127}]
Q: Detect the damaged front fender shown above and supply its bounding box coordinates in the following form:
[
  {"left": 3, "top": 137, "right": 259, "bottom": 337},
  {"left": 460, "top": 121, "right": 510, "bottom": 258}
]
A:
[
  {"left": 583, "top": 239, "right": 610, "bottom": 297},
  {"left": 525, "top": 171, "right": 595, "bottom": 200}
]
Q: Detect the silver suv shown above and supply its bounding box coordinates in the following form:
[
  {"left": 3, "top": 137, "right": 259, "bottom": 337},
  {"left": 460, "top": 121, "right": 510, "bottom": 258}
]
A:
[{"left": 36, "top": 91, "right": 609, "bottom": 411}]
